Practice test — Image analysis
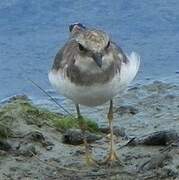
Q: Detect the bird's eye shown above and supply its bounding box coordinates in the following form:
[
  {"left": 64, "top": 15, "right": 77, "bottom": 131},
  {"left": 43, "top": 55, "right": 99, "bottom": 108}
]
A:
[{"left": 78, "top": 43, "right": 86, "bottom": 51}]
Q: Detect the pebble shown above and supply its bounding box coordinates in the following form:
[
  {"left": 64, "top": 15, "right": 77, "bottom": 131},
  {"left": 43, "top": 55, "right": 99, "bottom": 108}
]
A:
[
  {"left": 24, "top": 131, "right": 45, "bottom": 142},
  {"left": 0, "top": 139, "right": 11, "bottom": 151},
  {"left": 114, "top": 105, "right": 138, "bottom": 115},
  {"left": 24, "top": 131, "right": 54, "bottom": 147},
  {"left": 62, "top": 129, "right": 101, "bottom": 145},
  {"left": 19, "top": 144, "right": 37, "bottom": 157}
]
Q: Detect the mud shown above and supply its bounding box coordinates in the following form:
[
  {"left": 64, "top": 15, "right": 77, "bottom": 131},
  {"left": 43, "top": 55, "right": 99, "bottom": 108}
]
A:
[{"left": 0, "top": 80, "right": 179, "bottom": 180}]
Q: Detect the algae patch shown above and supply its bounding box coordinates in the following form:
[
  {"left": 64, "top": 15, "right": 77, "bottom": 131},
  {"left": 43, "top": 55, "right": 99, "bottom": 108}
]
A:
[
  {"left": 53, "top": 116, "right": 99, "bottom": 133},
  {"left": 0, "top": 97, "right": 99, "bottom": 138}
]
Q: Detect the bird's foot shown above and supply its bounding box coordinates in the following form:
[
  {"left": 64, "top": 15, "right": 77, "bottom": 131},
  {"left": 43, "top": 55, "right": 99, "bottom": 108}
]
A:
[
  {"left": 101, "top": 150, "right": 123, "bottom": 166},
  {"left": 84, "top": 142, "right": 98, "bottom": 166},
  {"left": 85, "top": 153, "right": 98, "bottom": 166}
]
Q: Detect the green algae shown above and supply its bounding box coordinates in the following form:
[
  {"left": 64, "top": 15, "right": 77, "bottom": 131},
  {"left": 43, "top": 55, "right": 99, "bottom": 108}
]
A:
[
  {"left": 0, "top": 123, "right": 13, "bottom": 138},
  {"left": 0, "top": 104, "right": 16, "bottom": 138},
  {"left": 0, "top": 98, "right": 99, "bottom": 138},
  {"left": 53, "top": 116, "right": 99, "bottom": 133}
]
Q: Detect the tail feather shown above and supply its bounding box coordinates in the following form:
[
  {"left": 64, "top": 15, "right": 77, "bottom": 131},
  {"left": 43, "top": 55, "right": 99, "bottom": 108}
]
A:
[
  {"left": 128, "top": 51, "right": 140, "bottom": 81},
  {"left": 120, "top": 51, "right": 140, "bottom": 86}
]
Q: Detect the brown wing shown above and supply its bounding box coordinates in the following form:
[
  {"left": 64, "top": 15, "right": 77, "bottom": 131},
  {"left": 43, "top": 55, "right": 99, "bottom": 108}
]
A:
[
  {"left": 107, "top": 41, "right": 128, "bottom": 74},
  {"left": 110, "top": 41, "right": 128, "bottom": 63},
  {"left": 52, "top": 40, "right": 79, "bottom": 71}
]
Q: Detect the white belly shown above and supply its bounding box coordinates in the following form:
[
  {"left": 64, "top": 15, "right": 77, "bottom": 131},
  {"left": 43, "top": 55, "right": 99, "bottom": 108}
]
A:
[
  {"left": 49, "top": 71, "right": 123, "bottom": 106},
  {"left": 48, "top": 52, "right": 140, "bottom": 107},
  {"left": 48, "top": 71, "right": 127, "bottom": 107}
]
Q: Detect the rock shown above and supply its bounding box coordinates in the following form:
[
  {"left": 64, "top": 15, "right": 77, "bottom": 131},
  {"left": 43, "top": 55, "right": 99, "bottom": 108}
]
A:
[
  {"left": 163, "top": 167, "right": 179, "bottom": 178},
  {"left": 0, "top": 139, "right": 11, "bottom": 151},
  {"left": 139, "top": 152, "right": 171, "bottom": 171},
  {"left": 127, "top": 130, "right": 179, "bottom": 146},
  {"left": 0, "top": 150, "right": 8, "bottom": 156},
  {"left": 24, "top": 131, "right": 54, "bottom": 147},
  {"left": 24, "top": 131, "right": 45, "bottom": 142},
  {"left": 62, "top": 129, "right": 102, "bottom": 145},
  {"left": 46, "top": 146, "right": 53, "bottom": 151},
  {"left": 19, "top": 144, "right": 37, "bottom": 157},
  {"left": 128, "top": 86, "right": 139, "bottom": 91},
  {"left": 114, "top": 105, "right": 138, "bottom": 115},
  {"left": 15, "top": 156, "right": 25, "bottom": 161},
  {"left": 99, "top": 126, "right": 126, "bottom": 137}
]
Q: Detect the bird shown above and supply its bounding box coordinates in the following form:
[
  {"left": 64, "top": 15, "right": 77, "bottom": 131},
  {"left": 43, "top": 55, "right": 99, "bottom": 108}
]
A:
[{"left": 48, "top": 23, "right": 140, "bottom": 165}]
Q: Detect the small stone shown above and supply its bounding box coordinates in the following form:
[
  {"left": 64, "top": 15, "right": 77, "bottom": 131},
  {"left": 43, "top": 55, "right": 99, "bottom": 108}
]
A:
[
  {"left": 42, "top": 140, "right": 54, "bottom": 147},
  {"left": 62, "top": 129, "right": 101, "bottom": 145},
  {"left": 24, "top": 131, "right": 54, "bottom": 147},
  {"left": 0, "top": 139, "right": 11, "bottom": 151},
  {"left": 162, "top": 167, "right": 179, "bottom": 178},
  {"left": 74, "top": 149, "right": 84, "bottom": 156},
  {"left": 0, "top": 150, "right": 8, "bottom": 156},
  {"left": 155, "top": 107, "right": 161, "bottom": 111},
  {"left": 25, "top": 131, "right": 45, "bottom": 142},
  {"left": 9, "top": 166, "right": 18, "bottom": 172},
  {"left": 46, "top": 146, "right": 53, "bottom": 151},
  {"left": 128, "top": 86, "right": 139, "bottom": 91},
  {"left": 49, "top": 157, "right": 61, "bottom": 163},
  {"left": 139, "top": 152, "right": 171, "bottom": 171},
  {"left": 15, "top": 156, "right": 25, "bottom": 161},
  {"left": 115, "top": 105, "right": 138, "bottom": 115},
  {"left": 19, "top": 144, "right": 37, "bottom": 157}
]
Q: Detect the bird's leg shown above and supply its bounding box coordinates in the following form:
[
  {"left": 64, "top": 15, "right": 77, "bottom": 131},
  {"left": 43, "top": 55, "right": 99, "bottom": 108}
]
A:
[
  {"left": 103, "top": 100, "right": 119, "bottom": 164},
  {"left": 75, "top": 104, "right": 96, "bottom": 165}
]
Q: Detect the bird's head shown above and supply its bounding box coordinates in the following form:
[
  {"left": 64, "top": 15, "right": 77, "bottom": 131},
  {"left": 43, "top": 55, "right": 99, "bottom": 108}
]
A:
[{"left": 69, "top": 23, "right": 111, "bottom": 68}]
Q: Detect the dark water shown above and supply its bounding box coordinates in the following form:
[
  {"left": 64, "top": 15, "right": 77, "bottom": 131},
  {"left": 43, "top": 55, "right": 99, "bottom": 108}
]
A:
[{"left": 0, "top": 0, "right": 179, "bottom": 101}]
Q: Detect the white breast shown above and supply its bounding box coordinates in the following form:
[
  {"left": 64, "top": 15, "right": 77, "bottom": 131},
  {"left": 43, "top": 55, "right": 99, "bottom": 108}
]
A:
[{"left": 48, "top": 51, "right": 140, "bottom": 107}]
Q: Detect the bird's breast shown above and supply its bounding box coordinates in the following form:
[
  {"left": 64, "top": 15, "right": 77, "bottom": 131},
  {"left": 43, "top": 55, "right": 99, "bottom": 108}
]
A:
[
  {"left": 48, "top": 69, "right": 123, "bottom": 106},
  {"left": 65, "top": 61, "right": 117, "bottom": 86}
]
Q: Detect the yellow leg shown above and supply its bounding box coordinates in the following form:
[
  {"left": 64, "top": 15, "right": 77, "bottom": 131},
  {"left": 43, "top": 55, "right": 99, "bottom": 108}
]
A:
[
  {"left": 75, "top": 104, "right": 97, "bottom": 165},
  {"left": 102, "top": 100, "right": 120, "bottom": 164}
]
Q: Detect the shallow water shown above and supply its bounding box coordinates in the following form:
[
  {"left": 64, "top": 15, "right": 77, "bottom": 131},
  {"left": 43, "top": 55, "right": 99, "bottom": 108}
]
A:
[{"left": 0, "top": 0, "right": 179, "bottom": 106}]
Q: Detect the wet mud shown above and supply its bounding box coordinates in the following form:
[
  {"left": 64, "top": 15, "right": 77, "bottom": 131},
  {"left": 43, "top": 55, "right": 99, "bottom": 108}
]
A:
[{"left": 0, "top": 81, "right": 179, "bottom": 180}]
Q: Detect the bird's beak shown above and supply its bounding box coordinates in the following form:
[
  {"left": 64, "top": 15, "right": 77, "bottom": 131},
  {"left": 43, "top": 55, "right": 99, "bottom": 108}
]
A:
[{"left": 93, "top": 53, "right": 102, "bottom": 68}]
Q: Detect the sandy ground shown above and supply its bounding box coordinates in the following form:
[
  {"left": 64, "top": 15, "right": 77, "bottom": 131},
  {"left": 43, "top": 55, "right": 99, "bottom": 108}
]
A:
[{"left": 0, "top": 80, "right": 179, "bottom": 180}]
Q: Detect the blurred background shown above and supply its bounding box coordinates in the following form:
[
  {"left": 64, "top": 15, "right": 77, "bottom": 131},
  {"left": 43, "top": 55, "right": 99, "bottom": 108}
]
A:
[{"left": 0, "top": 0, "right": 179, "bottom": 104}]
